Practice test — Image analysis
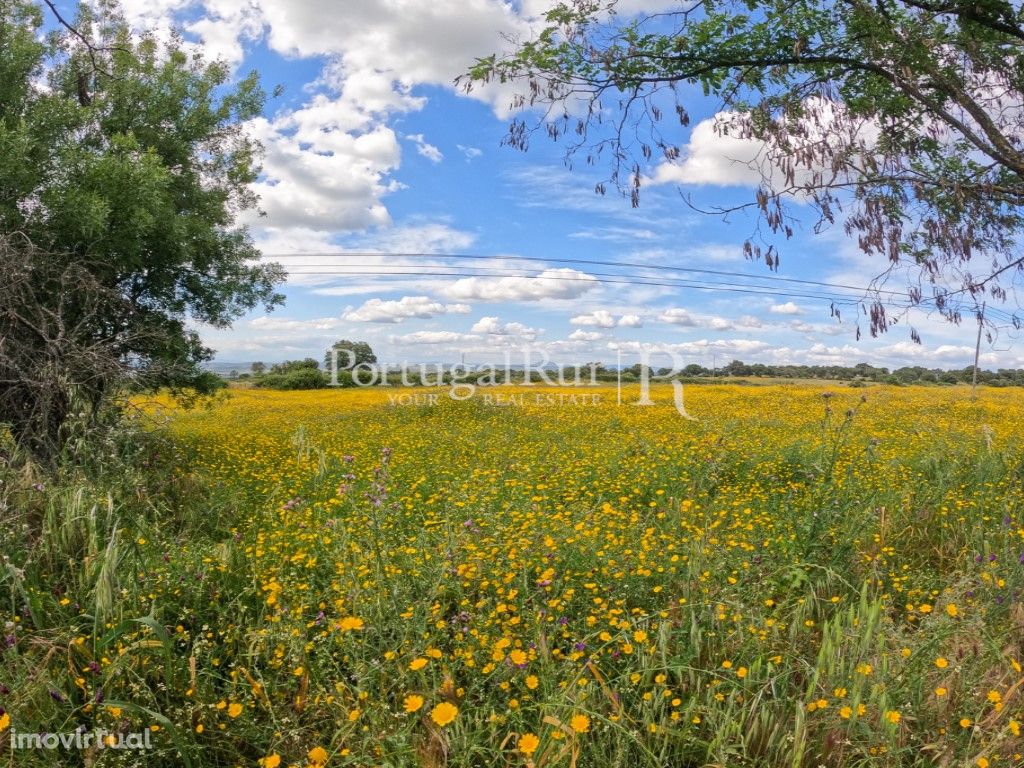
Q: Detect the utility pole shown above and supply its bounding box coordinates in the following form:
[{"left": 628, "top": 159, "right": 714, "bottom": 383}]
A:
[{"left": 972, "top": 301, "right": 985, "bottom": 400}]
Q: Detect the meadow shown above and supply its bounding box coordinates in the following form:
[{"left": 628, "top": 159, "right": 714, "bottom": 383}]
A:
[{"left": 3, "top": 383, "right": 1024, "bottom": 767}]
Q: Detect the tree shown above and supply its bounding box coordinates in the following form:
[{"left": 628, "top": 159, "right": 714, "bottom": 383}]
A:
[
  {"left": 722, "top": 360, "right": 751, "bottom": 377},
  {"left": 254, "top": 359, "right": 329, "bottom": 390},
  {"left": 0, "top": 1, "right": 283, "bottom": 455},
  {"left": 270, "top": 358, "right": 321, "bottom": 374},
  {"left": 325, "top": 340, "right": 377, "bottom": 370},
  {"left": 251, "top": 362, "right": 266, "bottom": 375},
  {"left": 465, "top": 0, "right": 1024, "bottom": 338}
]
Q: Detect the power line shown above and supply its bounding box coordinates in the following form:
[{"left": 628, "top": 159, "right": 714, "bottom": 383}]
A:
[
  {"left": 268, "top": 266, "right": 1019, "bottom": 326},
  {"left": 262, "top": 250, "right": 1021, "bottom": 323},
  {"left": 262, "top": 250, "right": 914, "bottom": 297},
  {"left": 275, "top": 267, "right": 871, "bottom": 306},
  {"left": 280, "top": 261, "right": 884, "bottom": 302}
]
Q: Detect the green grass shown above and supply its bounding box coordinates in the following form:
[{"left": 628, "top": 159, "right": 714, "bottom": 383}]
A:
[{"left": 2, "top": 384, "right": 1024, "bottom": 766}]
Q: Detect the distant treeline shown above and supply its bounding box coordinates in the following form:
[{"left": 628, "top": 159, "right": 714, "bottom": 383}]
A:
[{"left": 221, "top": 358, "right": 1024, "bottom": 389}]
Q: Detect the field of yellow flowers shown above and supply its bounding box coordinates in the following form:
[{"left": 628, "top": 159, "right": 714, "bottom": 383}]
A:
[{"left": 4, "top": 382, "right": 1024, "bottom": 767}]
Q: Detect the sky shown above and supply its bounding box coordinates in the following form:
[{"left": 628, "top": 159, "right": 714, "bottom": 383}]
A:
[{"left": 106, "top": 0, "right": 1024, "bottom": 371}]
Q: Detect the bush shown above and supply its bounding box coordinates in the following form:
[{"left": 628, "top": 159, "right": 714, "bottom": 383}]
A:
[{"left": 255, "top": 368, "right": 329, "bottom": 390}]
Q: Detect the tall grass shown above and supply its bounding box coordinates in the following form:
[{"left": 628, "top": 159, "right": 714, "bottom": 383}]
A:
[{"left": 2, "top": 384, "right": 1023, "bottom": 766}]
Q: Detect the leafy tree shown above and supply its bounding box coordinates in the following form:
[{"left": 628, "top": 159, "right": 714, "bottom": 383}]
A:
[
  {"left": 325, "top": 340, "right": 377, "bottom": 370},
  {"left": 723, "top": 360, "right": 751, "bottom": 377},
  {"left": 465, "top": 0, "right": 1024, "bottom": 338},
  {"left": 0, "top": 1, "right": 283, "bottom": 455},
  {"left": 251, "top": 362, "right": 266, "bottom": 375},
  {"left": 255, "top": 366, "right": 328, "bottom": 390},
  {"left": 270, "top": 358, "right": 321, "bottom": 374},
  {"left": 683, "top": 364, "right": 707, "bottom": 377}
]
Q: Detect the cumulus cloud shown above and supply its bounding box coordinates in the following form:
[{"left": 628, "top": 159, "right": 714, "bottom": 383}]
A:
[
  {"left": 656, "top": 308, "right": 770, "bottom": 331},
  {"left": 471, "top": 316, "right": 541, "bottom": 340},
  {"left": 571, "top": 310, "right": 648, "bottom": 328},
  {"left": 568, "top": 329, "right": 604, "bottom": 342},
  {"left": 648, "top": 101, "right": 877, "bottom": 192},
  {"left": 657, "top": 308, "right": 698, "bottom": 326},
  {"left": 116, "top": 0, "right": 538, "bottom": 243},
  {"left": 234, "top": 0, "right": 533, "bottom": 115},
  {"left": 648, "top": 113, "right": 765, "bottom": 188},
  {"left": 444, "top": 268, "right": 598, "bottom": 302},
  {"left": 770, "top": 302, "right": 804, "bottom": 315},
  {"left": 570, "top": 310, "right": 616, "bottom": 328},
  {"left": 342, "top": 295, "right": 471, "bottom": 323},
  {"left": 244, "top": 112, "right": 399, "bottom": 233},
  {"left": 116, "top": 0, "right": 700, "bottom": 248}
]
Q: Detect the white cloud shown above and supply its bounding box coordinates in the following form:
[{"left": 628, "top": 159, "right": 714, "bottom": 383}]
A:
[
  {"left": 568, "top": 329, "right": 604, "bottom": 342},
  {"left": 770, "top": 302, "right": 804, "bottom": 315},
  {"left": 790, "top": 320, "right": 815, "bottom": 334},
  {"left": 389, "top": 331, "right": 479, "bottom": 345},
  {"left": 648, "top": 100, "right": 877, "bottom": 192},
  {"left": 117, "top": 0, "right": 534, "bottom": 242},
  {"left": 349, "top": 222, "right": 477, "bottom": 253},
  {"left": 258, "top": 222, "right": 478, "bottom": 292},
  {"left": 250, "top": 0, "right": 534, "bottom": 116},
  {"left": 571, "top": 310, "right": 646, "bottom": 328},
  {"left": 244, "top": 112, "right": 399, "bottom": 233},
  {"left": 342, "top": 295, "right": 471, "bottom": 323},
  {"left": 470, "top": 316, "right": 541, "bottom": 340},
  {"left": 249, "top": 316, "right": 341, "bottom": 333},
  {"left": 445, "top": 268, "right": 598, "bottom": 302},
  {"left": 658, "top": 308, "right": 698, "bottom": 326},
  {"left": 570, "top": 310, "right": 616, "bottom": 328},
  {"left": 254, "top": 227, "right": 343, "bottom": 256},
  {"left": 648, "top": 113, "right": 765, "bottom": 188},
  {"left": 406, "top": 133, "right": 443, "bottom": 163},
  {"left": 184, "top": 4, "right": 264, "bottom": 67}
]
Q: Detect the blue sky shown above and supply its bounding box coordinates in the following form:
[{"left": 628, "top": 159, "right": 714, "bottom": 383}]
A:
[{"left": 109, "top": 0, "right": 1024, "bottom": 370}]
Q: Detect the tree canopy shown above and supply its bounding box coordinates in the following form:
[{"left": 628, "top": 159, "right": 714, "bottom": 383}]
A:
[
  {"left": 325, "top": 340, "right": 377, "bottom": 370},
  {"left": 465, "top": 0, "right": 1024, "bottom": 338},
  {"left": 0, "top": 0, "right": 284, "bottom": 455}
]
